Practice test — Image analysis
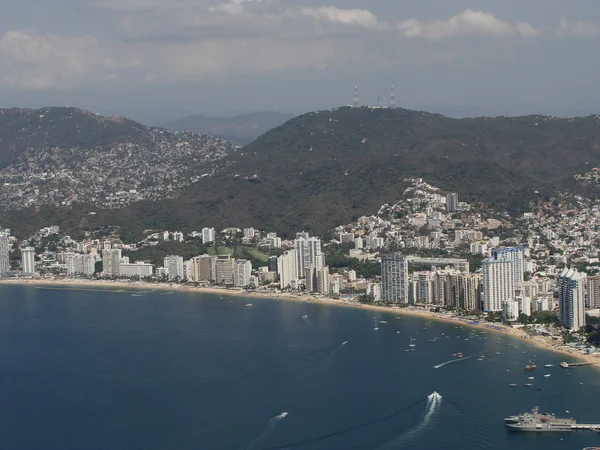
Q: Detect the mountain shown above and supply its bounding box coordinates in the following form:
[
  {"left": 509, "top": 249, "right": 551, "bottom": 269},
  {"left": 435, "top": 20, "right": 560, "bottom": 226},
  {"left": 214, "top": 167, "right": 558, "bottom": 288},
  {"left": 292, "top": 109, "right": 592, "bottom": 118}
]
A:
[
  {"left": 3, "top": 106, "right": 600, "bottom": 241},
  {"left": 0, "top": 106, "right": 235, "bottom": 214},
  {"left": 163, "top": 111, "right": 294, "bottom": 146}
]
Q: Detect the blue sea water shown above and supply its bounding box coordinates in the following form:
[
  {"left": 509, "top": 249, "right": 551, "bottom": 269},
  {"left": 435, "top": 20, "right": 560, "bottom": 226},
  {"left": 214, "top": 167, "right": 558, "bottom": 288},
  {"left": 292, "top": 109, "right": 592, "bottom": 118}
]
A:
[{"left": 0, "top": 284, "right": 599, "bottom": 450}]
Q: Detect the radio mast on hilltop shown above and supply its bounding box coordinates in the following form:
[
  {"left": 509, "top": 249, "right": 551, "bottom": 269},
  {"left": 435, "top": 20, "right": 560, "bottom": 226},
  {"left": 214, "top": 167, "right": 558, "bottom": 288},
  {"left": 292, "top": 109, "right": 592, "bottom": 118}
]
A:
[
  {"left": 390, "top": 81, "right": 397, "bottom": 109},
  {"left": 353, "top": 80, "right": 359, "bottom": 108}
]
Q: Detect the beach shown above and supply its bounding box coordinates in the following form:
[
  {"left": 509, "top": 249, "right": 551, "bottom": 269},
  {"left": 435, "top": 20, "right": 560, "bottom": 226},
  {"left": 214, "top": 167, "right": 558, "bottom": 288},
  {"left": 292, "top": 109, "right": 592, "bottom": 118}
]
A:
[{"left": 2, "top": 277, "right": 599, "bottom": 370}]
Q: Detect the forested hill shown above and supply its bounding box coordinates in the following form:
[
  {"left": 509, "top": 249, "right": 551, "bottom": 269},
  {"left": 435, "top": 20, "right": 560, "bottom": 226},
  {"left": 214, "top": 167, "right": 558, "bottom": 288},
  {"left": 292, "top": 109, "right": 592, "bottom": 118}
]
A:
[{"left": 4, "top": 106, "right": 600, "bottom": 240}]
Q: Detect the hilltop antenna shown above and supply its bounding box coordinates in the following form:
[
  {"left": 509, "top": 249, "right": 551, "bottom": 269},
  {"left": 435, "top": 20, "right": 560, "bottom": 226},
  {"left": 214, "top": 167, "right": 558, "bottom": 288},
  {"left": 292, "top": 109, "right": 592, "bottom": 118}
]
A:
[
  {"left": 353, "top": 80, "right": 359, "bottom": 108},
  {"left": 390, "top": 80, "right": 396, "bottom": 109}
]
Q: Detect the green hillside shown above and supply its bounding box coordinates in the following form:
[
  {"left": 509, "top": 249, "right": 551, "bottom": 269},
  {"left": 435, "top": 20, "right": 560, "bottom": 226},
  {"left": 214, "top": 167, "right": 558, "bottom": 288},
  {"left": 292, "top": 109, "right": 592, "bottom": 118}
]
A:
[{"left": 4, "top": 106, "right": 600, "bottom": 240}]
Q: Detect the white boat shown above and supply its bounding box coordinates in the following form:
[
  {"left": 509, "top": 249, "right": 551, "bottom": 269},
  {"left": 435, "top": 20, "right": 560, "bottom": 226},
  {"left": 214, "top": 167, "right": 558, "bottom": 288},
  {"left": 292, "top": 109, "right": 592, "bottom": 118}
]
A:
[
  {"left": 245, "top": 304, "right": 253, "bottom": 307},
  {"left": 544, "top": 374, "right": 551, "bottom": 378},
  {"left": 544, "top": 364, "right": 553, "bottom": 368},
  {"left": 380, "top": 320, "right": 388, "bottom": 324},
  {"left": 301, "top": 315, "right": 308, "bottom": 319},
  {"left": 373, "top": 318, "right": 379, "bottom": 331},
  {"left": 528, "top": 376, "right": 535, "bottom": 380},
  {"left": 409, "top": 337, "right": 416, "bottom": 348}
]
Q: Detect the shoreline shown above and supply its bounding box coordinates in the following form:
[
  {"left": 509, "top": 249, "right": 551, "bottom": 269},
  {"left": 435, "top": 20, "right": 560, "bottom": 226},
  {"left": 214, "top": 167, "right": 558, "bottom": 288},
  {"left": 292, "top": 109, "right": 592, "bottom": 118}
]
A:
[{"left": 2, "top": 278, "right": 599, "bottom": 370}]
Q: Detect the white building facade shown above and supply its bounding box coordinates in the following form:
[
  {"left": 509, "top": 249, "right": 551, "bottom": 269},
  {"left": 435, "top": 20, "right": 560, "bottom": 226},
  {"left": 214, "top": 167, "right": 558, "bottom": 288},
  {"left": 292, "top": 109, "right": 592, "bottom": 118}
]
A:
[{"left": 482, "top": 259, "right": 515, "bottom": 312}]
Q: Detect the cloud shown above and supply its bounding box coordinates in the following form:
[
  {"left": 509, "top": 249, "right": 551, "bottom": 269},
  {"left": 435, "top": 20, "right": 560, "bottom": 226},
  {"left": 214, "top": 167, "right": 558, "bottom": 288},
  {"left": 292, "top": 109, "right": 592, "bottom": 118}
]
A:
[
  {"left": 554, "top": 18, "right": 598, "bottom": 37},
  {"left": 300, "top": 6, "right": 388, "bottom": 31},
  {"left": 0, "top": 30, "right": 122, "bottom": 90},
  {"left": 398, "top": 9, "right": 541, "bottom": 40},
  {"left": 93, "top": 0, "right": 387, "bottom": 42}
]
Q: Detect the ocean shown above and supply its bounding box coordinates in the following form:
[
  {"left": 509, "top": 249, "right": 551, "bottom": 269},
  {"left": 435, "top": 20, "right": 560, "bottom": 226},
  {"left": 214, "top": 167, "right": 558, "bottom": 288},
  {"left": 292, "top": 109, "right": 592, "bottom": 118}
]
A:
[{"left": 0, "top": 284, "right": 599, "bottom": 450}]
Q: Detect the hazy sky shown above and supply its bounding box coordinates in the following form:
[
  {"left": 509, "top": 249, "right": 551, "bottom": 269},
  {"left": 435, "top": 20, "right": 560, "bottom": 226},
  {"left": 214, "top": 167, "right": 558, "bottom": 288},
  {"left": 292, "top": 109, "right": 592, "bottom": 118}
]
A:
[{"left": 2, "top": 0, "right": 600, "bottom": 122}]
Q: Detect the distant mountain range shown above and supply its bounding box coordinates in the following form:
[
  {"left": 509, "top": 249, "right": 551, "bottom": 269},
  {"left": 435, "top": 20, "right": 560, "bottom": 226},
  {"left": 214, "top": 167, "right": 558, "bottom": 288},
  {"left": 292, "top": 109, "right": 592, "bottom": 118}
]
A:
[
  {"left": 162, "top": 111, "right": 294, "bottom": 146},
  {"left": 2, "top": 106, "right": 600, "bottom": 241}
]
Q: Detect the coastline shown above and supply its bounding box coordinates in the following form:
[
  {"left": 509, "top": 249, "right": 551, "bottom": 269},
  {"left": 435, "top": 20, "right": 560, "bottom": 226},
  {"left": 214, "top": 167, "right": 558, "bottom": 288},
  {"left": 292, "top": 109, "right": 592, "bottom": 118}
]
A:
[{"left": 2, "top": 278, "right": 599, "bottom": 370}]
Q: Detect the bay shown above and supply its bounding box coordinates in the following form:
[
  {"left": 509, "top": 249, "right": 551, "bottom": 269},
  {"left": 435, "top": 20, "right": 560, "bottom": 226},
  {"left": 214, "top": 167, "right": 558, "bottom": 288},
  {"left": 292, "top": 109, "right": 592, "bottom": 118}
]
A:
[{"left": 0, "top": 284, "right": 599, "bottom": 450}]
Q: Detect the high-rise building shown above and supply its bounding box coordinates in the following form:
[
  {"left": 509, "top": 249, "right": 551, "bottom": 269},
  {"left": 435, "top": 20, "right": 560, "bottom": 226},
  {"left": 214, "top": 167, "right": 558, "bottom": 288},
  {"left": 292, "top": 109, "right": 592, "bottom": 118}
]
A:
[
  {"left": 277, "top": 250, "right": 297, "bottom": 290},
  {"left": 0, "top": 232, "right": 10, "bottom": 274},
  {"left": 415, "top": 271, "right": 435, "bottom": 304},
  {"left": 191, "top": 255, "right": 213, "bottom": 282},
  {"left": 381, "top": 253, "right": 409, "bottom": 304},
  {"left": 492, "top": 247, "right": 524, "bottom": 285},
  {"left": 482, "top": 259, "right": 515, "bottom": 312},
  {"left": 502, "top": 300, "right": 520, "bottom": 321},
  {"left": 163, "top": 255, "right": 184, "bottom": 281},
  {"left": 202, "top": 227, "right": 216, "bottom": 244},
  {"left": 558, "top": 268, "right": 586, "bottom": 330},
  {"left": 119, "top": 262, "right": 153, "bottom": 278},
  {"left": 234, "top": 259, "right": 252, "bottom": 287},
  {"left": 67, "top": 253, "right": 96, "bottom": 277},
  {"left": 102, "top": 249, "right": 122, "bottom": 277},
  {"left": 21, "top": 247, "right": 35, "bottom": 275},
  {"left": 243, "top": 228, "right": 255, "bottom": 240},
  {"left": 516, "top": 296, "right": 532, "bottom": 316},
  {"left": 587, "top": 275, "right": 600, "bottom": 308},
  {"left": 305, "top": 266, "right": 316, "bottom": 292},
  {"left": 214, "top": 255, "right": 234, "bottom": 285},
  {"left": 294, "top": 236, "right": 324, "bottom": 278},
  {"left": 459, "top": 273, "right": 482, "bottom": 311},
  {"left": 446, "top": 193, "right": 459, "bottom": 212},
  {"left": 316, "top": 266, "right": 330, "bottom": 295}
]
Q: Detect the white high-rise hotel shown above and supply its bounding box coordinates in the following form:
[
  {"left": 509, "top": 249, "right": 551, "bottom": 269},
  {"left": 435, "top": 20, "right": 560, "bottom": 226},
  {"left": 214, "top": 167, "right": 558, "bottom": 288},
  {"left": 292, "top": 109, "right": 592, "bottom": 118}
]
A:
[
  {"left": 482, "top": 259, "right": 515, "bottom": 312},
  {"left": 0, "top": 232, "right": 9, "bottom": 273},
  {"left": 492, "top": 247, "right": 524, "bottom": 285},
  {"left": 277, "top": 249, "right": 298, "bottom": 290},
  {"left": 21, "top": 247, "right": 35, "bottom": 274},
  {"left": 381, "top": 253, "right": 409, "bottom": 304},
  {"left": 558, "top": 268, "right": 586, "bottom": 330},
  {"left": 294, "top": 234, "right": 325, "bottom": 278}
]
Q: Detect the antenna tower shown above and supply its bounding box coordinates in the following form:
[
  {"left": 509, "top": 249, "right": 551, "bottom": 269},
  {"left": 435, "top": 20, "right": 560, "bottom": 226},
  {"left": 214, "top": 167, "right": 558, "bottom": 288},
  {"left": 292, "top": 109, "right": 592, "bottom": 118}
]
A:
[
  {"left": 353, "top": 81, "right": 359, "bottom": 108},
  {"left": 390, "top": 80, "right": 396, "bottom": 109}
]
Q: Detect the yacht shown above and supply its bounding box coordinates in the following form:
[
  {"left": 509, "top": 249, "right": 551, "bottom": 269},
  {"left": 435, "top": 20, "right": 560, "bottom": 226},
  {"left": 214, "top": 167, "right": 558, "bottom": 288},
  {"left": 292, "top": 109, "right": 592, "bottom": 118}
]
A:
[
  {"left": 544, "top": 374, "right": 551, "bottom": 378},
  {"left": 509, "top": 383, "right": 517, "bottom": 387},
  {"left": 245, "top": 303, "right": 253, "bottom": 307},
  {"left": 544, "top": 364, "right": 554, "bottom": 368},
  {"left": 524, "top": 383, "right": 533, "bottom": 387}
]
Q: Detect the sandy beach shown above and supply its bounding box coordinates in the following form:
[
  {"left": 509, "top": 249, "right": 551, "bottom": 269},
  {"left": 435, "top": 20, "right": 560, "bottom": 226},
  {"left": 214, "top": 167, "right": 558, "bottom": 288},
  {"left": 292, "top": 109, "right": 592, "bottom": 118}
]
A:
[{"left": 2, "top": 278, "right": 599, "bottom": 370}]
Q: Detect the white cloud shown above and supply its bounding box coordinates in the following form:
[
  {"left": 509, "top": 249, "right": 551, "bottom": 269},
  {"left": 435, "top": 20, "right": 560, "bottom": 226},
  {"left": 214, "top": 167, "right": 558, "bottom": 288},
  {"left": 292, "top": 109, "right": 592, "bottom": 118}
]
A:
[
  {"left": 300, "top": 6, "right": 388, "bottom": 31},
  {"left": 398, "top": 9, "right": 541, "bottom": 40},
  {"left": 0, "top": 30, "right": 123, "bottom": 90},
  {"left": 554, "top": 18, "right": 598, "bottom": 37}
]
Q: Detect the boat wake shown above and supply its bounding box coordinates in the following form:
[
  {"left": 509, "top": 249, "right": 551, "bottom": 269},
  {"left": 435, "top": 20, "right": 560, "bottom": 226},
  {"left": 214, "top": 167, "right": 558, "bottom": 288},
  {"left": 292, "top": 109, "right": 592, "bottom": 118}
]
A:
[
  {"left": 376, "top": 392, "right": 442, "bottom": 449},
  {"left": 433, "top": 355, "right": 474, "bottom": 369},
  {"left": 240, "top": 412, "right": 289, "bottom": 449}
]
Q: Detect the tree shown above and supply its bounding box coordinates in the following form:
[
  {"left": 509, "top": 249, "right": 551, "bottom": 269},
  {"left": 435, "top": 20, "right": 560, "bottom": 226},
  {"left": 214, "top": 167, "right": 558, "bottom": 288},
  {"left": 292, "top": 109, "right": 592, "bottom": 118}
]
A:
[{"left": 94, "top": 260, "right": 103, "bottom": 274}]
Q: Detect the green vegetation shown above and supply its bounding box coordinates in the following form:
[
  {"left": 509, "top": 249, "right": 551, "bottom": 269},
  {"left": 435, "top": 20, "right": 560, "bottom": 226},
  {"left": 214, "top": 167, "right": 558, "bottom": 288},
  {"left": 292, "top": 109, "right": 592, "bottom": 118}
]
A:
[{"left": 6, "top": 107, "right": 600, "bottom": 239}]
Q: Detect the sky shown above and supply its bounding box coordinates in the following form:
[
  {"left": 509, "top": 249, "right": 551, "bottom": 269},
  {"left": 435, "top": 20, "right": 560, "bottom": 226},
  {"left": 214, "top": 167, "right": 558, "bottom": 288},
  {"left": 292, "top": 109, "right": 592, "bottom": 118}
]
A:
[{"left": 1, "top": 0, "right": 600, "bottom": 123}]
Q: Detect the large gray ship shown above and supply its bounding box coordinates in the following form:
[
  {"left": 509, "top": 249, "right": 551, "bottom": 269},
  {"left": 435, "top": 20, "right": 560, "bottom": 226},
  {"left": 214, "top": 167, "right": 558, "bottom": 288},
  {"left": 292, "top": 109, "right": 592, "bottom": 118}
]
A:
[{"left": 505, "top": 407, "right": 576, "bottom": 432}]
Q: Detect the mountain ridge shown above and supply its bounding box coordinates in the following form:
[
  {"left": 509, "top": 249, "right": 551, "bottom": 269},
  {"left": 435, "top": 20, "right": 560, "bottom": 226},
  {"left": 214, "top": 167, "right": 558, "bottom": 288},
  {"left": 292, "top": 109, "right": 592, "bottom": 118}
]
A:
[{"left": 2, "top": 105, "right": 600, "bottom": 240}]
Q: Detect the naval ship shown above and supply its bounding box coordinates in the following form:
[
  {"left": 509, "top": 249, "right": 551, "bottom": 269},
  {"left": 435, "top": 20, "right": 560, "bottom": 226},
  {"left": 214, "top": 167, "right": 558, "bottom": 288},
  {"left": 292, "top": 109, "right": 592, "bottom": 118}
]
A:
[{"left": 505, "top": 407, "right": 576, "bottom": 432}]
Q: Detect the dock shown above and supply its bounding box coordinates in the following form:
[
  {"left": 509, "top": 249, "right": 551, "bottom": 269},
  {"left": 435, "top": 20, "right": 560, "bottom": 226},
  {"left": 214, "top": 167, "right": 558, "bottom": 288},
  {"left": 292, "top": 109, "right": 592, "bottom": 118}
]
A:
[{"left": 560, "top": 361, "right": 598, "bottom": 368}]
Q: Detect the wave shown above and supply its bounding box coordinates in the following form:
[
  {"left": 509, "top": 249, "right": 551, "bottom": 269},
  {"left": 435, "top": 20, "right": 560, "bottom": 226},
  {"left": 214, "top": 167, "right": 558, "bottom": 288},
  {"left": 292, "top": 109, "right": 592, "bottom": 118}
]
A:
[
  {"left": 240, "top": 412, "right": 289, "bottom": 450},
  {"left": 433, "top": 355, "right": 473, "bottom": 369},
  {"left": 376, "top": 391, "right": 442, "bottom": 449}
]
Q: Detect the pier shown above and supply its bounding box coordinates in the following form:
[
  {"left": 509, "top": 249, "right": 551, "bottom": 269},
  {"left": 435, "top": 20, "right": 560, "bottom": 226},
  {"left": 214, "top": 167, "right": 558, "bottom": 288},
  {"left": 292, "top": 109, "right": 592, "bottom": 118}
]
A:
[{"left": 560, "top": 361, "right": 598, "bottom": 368}]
